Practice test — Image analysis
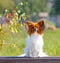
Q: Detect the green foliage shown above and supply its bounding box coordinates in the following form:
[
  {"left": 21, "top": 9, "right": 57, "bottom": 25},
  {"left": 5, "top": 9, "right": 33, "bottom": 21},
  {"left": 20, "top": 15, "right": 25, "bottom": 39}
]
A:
[
  {"left": 52, "top": 0, "right": 60, "bottom": 14},
  {"left": 1, "top": 2, "right": 29, "bottom": 33},
  {"left": 16, "top": 2, "right": 30, "bottom": 14},
  {"left": 28, "top": 0, "right": 48, "bottom": 13},
  {"left": 0, "top": 0, "right": 15, "bottom": 12},
  {"left": 0, "top": 0, "right": 49, "bottom": 14},
  {"left": 15, "top": 0, "right": 48, "bottom": 14},
  {"left": 0, "top": 1, "right": 29, "bottom": 55}
]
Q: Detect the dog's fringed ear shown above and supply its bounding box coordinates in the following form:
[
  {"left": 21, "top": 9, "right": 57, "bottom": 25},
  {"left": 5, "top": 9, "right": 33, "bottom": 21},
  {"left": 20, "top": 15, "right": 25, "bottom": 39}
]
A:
[
  {"left": 26, "top": 21, "right": 33, "bottom": 26},
  {"left": 38, "top": 19, "right": 45, "bottom": 31},
  {"left": 25, "top": 21, "right": 33, "bottom": 31},
  {"left": 38, "top": 19, "right": 45, "bottom": 27}
]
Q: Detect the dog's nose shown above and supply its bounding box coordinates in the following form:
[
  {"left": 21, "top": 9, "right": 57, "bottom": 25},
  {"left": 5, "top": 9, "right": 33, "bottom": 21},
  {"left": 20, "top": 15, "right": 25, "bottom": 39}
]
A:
[{"left": 34, "top": 27, "right": 38, "bottom": 31}]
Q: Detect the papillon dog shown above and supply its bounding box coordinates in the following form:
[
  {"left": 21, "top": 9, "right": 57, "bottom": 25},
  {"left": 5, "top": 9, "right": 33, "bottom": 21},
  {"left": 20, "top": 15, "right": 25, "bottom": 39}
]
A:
[
  {"left": 24, "top": 19, "right": 48, "bottom": 57},
  {"left": 19, "top": 19, "right": 48, "bottom": 57}
]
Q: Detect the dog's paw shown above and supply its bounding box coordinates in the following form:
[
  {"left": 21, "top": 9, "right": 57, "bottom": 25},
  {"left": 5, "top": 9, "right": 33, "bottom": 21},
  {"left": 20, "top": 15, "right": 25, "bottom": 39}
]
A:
[
  {"left": 39, "top": 52, "right": 48, "bottom": 57},
  {"left": 18, "top": 54, "right": 26, "bottom": 57}
]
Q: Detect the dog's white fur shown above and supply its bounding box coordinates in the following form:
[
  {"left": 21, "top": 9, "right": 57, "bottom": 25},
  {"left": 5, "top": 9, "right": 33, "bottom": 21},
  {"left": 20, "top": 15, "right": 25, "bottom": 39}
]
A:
[
  {"left": 18, "top": 31, "right": 48, "bottom": 57},
  {"left": 25, "top": 31, "right": 48, "bottom": 57}
]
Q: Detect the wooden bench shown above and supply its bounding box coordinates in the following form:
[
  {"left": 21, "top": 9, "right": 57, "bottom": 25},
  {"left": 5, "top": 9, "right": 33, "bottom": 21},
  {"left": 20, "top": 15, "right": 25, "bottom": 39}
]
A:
[{"left": 0, "top": 57, "right": 60, "bottom": 63}]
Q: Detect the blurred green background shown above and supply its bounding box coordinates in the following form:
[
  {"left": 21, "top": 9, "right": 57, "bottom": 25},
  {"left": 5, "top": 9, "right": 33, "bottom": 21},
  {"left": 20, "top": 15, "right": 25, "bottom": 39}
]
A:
[{"left": 0, "top": 0, "right": 60, "bottom": 56}]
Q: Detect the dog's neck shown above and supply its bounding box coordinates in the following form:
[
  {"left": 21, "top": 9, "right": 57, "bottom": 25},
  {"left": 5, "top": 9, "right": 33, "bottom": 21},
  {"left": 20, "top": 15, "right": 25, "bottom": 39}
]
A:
[
  {"left": 27, "top": 32, "right": 44, "bottom": 50},
  {"left": 29, "top": 32, "right": 43, "bottom": 43}
]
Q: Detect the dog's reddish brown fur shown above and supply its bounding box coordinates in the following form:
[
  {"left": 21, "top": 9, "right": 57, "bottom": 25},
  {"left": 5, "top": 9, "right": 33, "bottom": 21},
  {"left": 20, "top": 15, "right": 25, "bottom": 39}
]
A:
[{"left": 26, "top": 20, "right": 45, "bottom": 35}]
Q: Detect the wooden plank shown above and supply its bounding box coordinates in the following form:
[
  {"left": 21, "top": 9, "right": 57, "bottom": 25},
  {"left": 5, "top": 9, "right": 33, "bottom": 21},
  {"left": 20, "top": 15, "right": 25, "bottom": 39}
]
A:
[{"left": 0, "top": 57, "right": 60, "bottom": 63}]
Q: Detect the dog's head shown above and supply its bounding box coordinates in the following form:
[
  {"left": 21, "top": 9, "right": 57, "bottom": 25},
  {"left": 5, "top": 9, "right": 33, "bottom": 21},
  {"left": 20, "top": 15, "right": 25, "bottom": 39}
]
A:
[{"left": 25, "top": 19, "right": 45, "bottom": 35}]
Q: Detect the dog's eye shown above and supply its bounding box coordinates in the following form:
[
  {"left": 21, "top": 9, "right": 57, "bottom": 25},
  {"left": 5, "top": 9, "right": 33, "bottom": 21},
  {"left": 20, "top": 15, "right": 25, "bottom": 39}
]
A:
[
  {"left": 30, "top": 25, "right": 34, "bottom": 28},
  {"left": 31, "top": 26, "right": 34, "bottom": 29}
]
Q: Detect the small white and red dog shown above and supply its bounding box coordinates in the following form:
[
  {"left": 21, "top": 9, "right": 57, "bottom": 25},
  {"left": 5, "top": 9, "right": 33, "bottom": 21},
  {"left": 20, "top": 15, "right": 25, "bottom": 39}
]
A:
[{"left": 19, "top": 19, "right": 48, "bottom": 57}]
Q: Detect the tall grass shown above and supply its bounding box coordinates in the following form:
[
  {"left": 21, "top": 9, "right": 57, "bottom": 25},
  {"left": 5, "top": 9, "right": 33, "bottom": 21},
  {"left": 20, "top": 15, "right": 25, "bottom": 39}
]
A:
[
  {"left": 44, "top": 29, "right": 60, "bottom": 56},
  {"left": 0, "top": 26, "right": 60, "bottom": 56},
  {"left": 0, "top": 26, "right": 27, "bottom": 56}
]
